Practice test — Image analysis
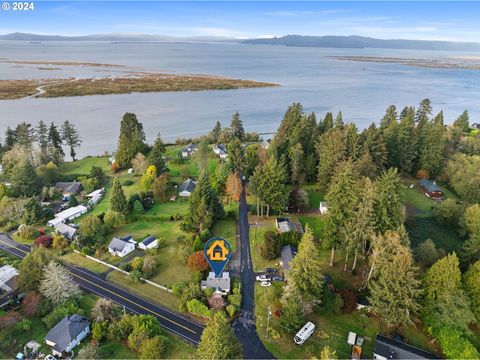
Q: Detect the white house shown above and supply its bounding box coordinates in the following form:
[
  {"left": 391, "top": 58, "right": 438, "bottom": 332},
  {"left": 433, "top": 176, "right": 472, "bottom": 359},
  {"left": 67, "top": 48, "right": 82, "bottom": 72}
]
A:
[
  {"left": 178, "top": 179, "right": 197, "bottom": 197},
  {"left": 201, "top": 272, "right": 231, "bottom": 295},
  {"left": 138, "top": 235, "right": 158, "bottom": 250},
  {"left": 86, "top": 189, "right": 104, "bottom": 198},
  {"left": 45, "top": 315, "right": 90, "bottom": 357},
  {"left": 54, "top": 222, "right": 77, "bottom": 241},
  {"left": 108, "top": 235, "right": 136, "bottom": 257},
  {"left": 181, "top": 143, "right": 198, "bottom": 158},
  {"left": 260, "top": 139, "right": 271, "bottom": 149},
  {"left": 0, "top": 265, "right": 20, "bottom": 308},
  {"left": 319, "top": 201, "right": 329, "bottom": 215},
  {"left": 212, "top": 144, "right": 228, "bottom": 159},
  {"left": 47, "top": 205, "right": 88, "bottom": 226}
]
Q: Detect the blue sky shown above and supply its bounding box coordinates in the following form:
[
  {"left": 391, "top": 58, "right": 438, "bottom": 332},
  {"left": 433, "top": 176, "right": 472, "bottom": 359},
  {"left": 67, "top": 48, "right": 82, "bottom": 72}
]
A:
[{"left": 1, "top": 1, "right": 480, "bottom": 42}]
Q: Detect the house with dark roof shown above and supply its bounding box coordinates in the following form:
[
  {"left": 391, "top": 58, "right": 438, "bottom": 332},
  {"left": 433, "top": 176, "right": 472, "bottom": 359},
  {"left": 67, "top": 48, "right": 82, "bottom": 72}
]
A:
[
  {"left": 54, "top": 182, "right": 82, "bottom": 201},
  {"left": 471, "top": 123, "right": 480, "bottom": 130},
  {"left": 139, "top": 235, "right": 158, "bottom": 250},
  {"left": 108, "top": 235, "right": 136, "bottom": 257},
  {"left": 180, "top": 143, "right": 198, "bottom": 158},
  {"left": 178, "top": 179, "right": 197, "bottom": 197},
  {"left": 260, "top": 139, "right": 271, "bottom": 149},
  {"left": 419, "top": 179, "right": 444, "bottom": 200},
  {"left": 212, "top": 144, "right": 228, "bottom": 159},
  {"left": 373, "top": 334, "right": 437, "bottom": 360},
  {"left": 45, "top": 314, "right": 90, "bottom": 357},
  {"left": 276, "top": 217, "right": 304, "bottom": 234},
  {"left": 0, "top": 265, "right": 20, "bottom": 308},
  {"left": 280, "top": 245, "right": 298, "bottom": 271}
]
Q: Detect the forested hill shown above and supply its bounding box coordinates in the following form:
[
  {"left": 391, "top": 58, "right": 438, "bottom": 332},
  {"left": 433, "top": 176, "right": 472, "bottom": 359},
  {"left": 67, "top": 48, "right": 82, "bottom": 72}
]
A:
[{"left": 243, "top": 35, "right": 480, "bottom": 51}]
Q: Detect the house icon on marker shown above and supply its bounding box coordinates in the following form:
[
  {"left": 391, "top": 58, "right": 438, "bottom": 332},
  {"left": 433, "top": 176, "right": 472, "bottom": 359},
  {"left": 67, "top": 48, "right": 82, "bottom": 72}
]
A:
[{"left": 206, "top": 240, "right": 229, "bottom": 261}]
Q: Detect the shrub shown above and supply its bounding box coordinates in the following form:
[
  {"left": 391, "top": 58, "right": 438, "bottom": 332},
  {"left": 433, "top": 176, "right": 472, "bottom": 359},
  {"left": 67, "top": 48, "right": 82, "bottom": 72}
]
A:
[
  {"left": 208, "top": 295, "right": 225, "bottom": 310},
  {"left": 34, "top": 235, "right": 53, "bottom": 248},
  {"left": 17, "top": 224, "right": 39, "bottom": 241},
  {"left": 139, "top": 336, "right": 168, "bottom": 359},
  {"left": 226, "top": 304, "right": 236, "bottom": 317},
  {"left": 129, "top": 270, "right": 143, "bottom": 283},
  {"left": 200, "top": 229, "right": 211, "bottom": 241},
  {"left": 414, "top": 239, "right": 439, "bottom": 267},
  {"left": 15, "top": 319, "right": 32, "bottom": 331},
  {"left": 122, "top": 180, "right": 134, "bottom": 186},
  {"left": 192, "top": 236, "right": 203, "bottom": 252},
  {"left": 52, "top": 233, "right": 69, "bottom": 251},
  {"left": 338, "top": 289, "right": 357, "bottom": 314},
  {"left": 203, "top": 288, "right": 214, "bottom": 298},
  {"left": 92, "top": 321, "right": 109, "bottom": 341},
  {"left": 141, "top": 254, "right": 159, "bottom": 278},
  {"left": 22, "top": 291, "right": 42, "bottom": 316},
  {"left": 228, "top": 293, "right": 242, "bottom": 308},
  {"left": 333, "top": 294, "right": 344, "bottom": 315},
  {"left": 260, "top": 230, "right": 280, "bottom": 260},
  {"left": 186, "top": 299, "right": 211, "bottom": 318},
  {"left": 188, "top": 251, "right": 209, "bottom": 272},
  {"left": 130, "top": 257, "right": 144, "bottom": 271},
  {"left": 172, "top": 282, "right": 187, "bottom": 297},
  {"left": 156, "top": 237, "right": 167, "bottom": 249}
]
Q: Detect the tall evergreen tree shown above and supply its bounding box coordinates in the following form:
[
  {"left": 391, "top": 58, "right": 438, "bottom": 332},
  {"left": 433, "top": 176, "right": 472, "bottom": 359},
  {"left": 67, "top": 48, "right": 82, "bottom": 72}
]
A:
[
  {"left": 325, "top": 160, "right": 360, "bottom": 266},
  {"left": 4, "top": 127, "right": 16, "bottom": 150},
  {"left": 110, "top": 177, "right": 129, "bottom": 214},
  {"left": 61, "top": 120, "right": 82, "bottom": 161},
  {"left": 150, "top": 133, "right": 166, "bottom": 174},
  {"left": 318, "top": 112, "right": 334, "bottom": 134},
  {"left": 227, "top": 138, "right": 244, "bottom": 174},
  {"left": 289, "top": 143, "right": 305, "bottom": 185},
  {"left": 418, "top": 121, "right": 447, "bottom": 177},
  {"left": 316, "top": 128, "right": 348, "bottom": 191},
  {"left": 116, "top": 112, "right": 147, "bottom": 169},
  {"left": 11, "top": 160, "right": 41, "bottom": 197},
  {"left": 230, "top": 112, "right": 245, "bottom": 141},
  {"left": 360, "top": 123, "right": 387, "bottom": 172},
  {"left": 453, "top": 110, "right": 470, "bottom": 132},
  {"left": 48, "top": 122, "right": 64, "bottom": 157},
  {"left": 368, "top": 231, "right": 421, "bottom": 326},
  {"left": 288, "top": 226, "right": 324, "bottom": 302},
  {"left": 464, "top": 260, "right": 480, "bottom": 321},
  {"left": 374, "top": 168, "right": 404, "bottom": 234},
  {"left": 196, "top": 312, "right": 242, "bottom": 359},
  {"left": 40, "top": 261, "right": 81, "bottom": 306},
  {"left": 36, "top": 120, "right": 49, "bottom": 164},
  {"left": 210, "top": 121, "right": 222, "bottom": 143},
  {"left": 14, "top": 122, "right": 35, "bottom": 150}
]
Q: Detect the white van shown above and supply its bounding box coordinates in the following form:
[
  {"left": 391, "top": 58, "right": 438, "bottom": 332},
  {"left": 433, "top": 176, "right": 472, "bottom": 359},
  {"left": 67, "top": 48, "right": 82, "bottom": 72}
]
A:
[{"left": 294, "top": 322, "right": 316, "bottom": 345}]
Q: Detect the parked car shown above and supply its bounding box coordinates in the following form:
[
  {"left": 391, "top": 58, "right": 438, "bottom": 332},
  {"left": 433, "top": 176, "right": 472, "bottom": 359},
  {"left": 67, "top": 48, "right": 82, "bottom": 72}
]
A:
[
  {"left": 260, "top": 281, "right": 271, "bottom": 287},
  {"left": 272, "top": 276, "right": 284, "bottom": 282},
  {"left": 256, "top": 275, "right": 270, "bottom": 282},
  {"left": 264, "top": 268, "right": 277, "bottom": 274}
]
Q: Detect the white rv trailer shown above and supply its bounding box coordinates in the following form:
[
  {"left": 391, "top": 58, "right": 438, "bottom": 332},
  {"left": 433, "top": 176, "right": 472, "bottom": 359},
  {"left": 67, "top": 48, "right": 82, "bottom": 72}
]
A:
[{"left": 294, "top": 322, "right": 316, "bottom": 345}]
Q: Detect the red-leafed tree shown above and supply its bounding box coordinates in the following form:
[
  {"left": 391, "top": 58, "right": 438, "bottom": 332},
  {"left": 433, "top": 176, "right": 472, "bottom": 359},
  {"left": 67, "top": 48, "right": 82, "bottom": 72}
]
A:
[
  {"left": 187, "top": 251, "right": 209, "bottom": 272},
  {"left": 34, "top": 235, "right": 53, "bottom": 248},
  {"left": 208, "top": 294, "right": 225, "bottom": 310},
  {"left": 22, "top": 291, "right": 42, "bottom": 316},
  {"left": 338, "top": 289, "right": 358, "bottom": 314}
]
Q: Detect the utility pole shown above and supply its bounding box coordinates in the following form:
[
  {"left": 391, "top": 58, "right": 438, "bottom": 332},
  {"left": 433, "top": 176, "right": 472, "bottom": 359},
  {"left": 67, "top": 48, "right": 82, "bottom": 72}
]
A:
[{"left": 266, "top": 305, "right": 272, "bottom": 339}]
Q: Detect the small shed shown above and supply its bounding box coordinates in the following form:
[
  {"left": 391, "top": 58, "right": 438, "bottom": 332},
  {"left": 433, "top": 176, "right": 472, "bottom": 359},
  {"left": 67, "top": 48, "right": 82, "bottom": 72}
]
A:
[
  {"left": 178, "top": 179, "right": 197, "bottom": 197},
  {"left": 319, "top": 201, "right": 329, "bottom": 215}
]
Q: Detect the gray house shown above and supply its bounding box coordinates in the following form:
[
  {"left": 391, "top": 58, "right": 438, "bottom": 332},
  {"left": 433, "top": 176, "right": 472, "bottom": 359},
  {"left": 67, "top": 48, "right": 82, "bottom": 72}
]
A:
[
  {"left": 280, "top": 245, "right": 298, "bottom": 271},
  {"left": 373, "top": 334, "right": 437, "bottom": 360},
  {"left": 201, "top": 272, "right": 231, "bottom": 295},
  {"left": 54, "top": 222, "right": 77, "bottom": 241},
  {"left": 178, "top": 179, "right": 197, "bottom": 197},
  {"left": 108, "top": 235, "right": 136, "bottom": 257},
  {"left": 45, "top": 314, "right": 90, "bottom": 357},
  {"left": 54, "top": 182, "right": 82, "bottom": 201},
  {"left": 181, "top": 143, "right": 198, "bottom": 158}
]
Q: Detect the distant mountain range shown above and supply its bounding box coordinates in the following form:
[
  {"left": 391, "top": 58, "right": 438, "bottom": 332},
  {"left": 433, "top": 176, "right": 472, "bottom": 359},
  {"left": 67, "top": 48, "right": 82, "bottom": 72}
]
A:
[
  {"left": 0, "top": 32, "right": 237, "bottom": 43},
  {"left": 2, "top": 33, "right": 480, "bottom": 51},
  {"left": 243, "top": 35, "right": 480, "bottom": 51}
]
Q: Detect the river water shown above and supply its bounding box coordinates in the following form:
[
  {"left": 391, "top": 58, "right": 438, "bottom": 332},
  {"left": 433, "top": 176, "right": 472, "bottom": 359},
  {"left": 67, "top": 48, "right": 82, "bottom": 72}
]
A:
[{"left": 1, "top": 41, "right": 479, "bottom": 157}]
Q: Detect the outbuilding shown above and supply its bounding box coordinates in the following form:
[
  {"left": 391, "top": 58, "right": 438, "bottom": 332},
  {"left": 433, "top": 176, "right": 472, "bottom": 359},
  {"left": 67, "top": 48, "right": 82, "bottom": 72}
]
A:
[
  {"left": 373, "top": 334, "right": 437, "bottom": 360},
  {"left": 419, "top": 179, "right": 444, "bottom": 200},
  {"left": 47, "top": 205, "right": 88, "bottom": 226},
  {"left": 138, "top": 235, "right": 158, "bottom": 250},
  {"left": 54, "top": 222, "right": 77, "bottom": 241},
  {"left": 178, "top": 179, "right": 197, "bottom": 197},
  {"left": 319, "top": 201, "right": 329, "bottom": 215}
]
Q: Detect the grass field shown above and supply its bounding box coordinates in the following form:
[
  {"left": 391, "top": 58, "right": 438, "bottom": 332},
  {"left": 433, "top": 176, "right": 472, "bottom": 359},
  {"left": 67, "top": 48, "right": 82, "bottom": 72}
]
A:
[
  {"left": 249, "top": 220, "right": 278, "bottom": 272},
  {"left": 60, "top": 156, "right": 112, "bottom": 177},
  {"left": 212, "top": 220, "right": 237, "bottom": 250},
  {"left": 406, "top": 216, "right": 463, "bottom": 252},
  {"left": 60, "top": 251, "right": 110, "bottom": 274},
  {"left": 299, "top": 215, "right": 327, "bottom": 240},
  {"left": 107, "top": 271, "right": 180, "bottom": 311}
]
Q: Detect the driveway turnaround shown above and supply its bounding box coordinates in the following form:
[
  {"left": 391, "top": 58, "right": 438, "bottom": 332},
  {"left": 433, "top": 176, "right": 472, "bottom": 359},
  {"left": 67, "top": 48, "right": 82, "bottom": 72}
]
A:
[{"left": 0, "top": 234, "right": 204, "bottom": 346}]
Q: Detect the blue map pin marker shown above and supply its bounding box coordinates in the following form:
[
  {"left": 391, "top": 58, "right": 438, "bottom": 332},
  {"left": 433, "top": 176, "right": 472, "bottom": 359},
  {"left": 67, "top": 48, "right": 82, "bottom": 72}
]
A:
[{"left": 204, "top": 237, "right": 232, "bottom": 277}]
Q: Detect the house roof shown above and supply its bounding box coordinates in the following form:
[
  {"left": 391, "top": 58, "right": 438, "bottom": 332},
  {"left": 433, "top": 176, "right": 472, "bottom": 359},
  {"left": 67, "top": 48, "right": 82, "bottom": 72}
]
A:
[
  {"left": 419, "top": 179, "right": 442, "bottom": 193},
  {"left": 54, "top": 182, "right": 81, "bottom": 194},
  {"left": 54, "top": 222, "right": 77, "bottom": 240},
  {"left": 0, "top": 265, "right": 19, "bottom": 292},
  {"left": 108, "top": 237, "right": 132, "bottom": 252},
  {"left": 374, "top": 334, "right": 438, "bottom": 360},
  {"left": 182, "top": 143, "right": 198, "bottom": 152},
  {"left": 260, "top": 139, "right": 271, "bottom": 148},
  {"left": 141, "top": 235, "right": 157, "bottom": 246},
  {"left": 281, "top": 245, "right": 298, "bottom": 271},
  {"left": 319, "top": 201, "right": 328, "bottom": 208},
  {"left": 202, "top": 272, "right": 230, "bottom": 291},
  {"left": 179, "top": 179, "right": 197, "bottom": 193},
  {"left": 86, "top": 189, "right": 104, "bottom": 198},
  {"left": 54, "top": 205, "right": 88, "bottom": 220},
  {"left": 276, "top": 217, "right": 303, "bottom": 234},
  {"left": 45, "top": 315, "right": 89, "bottom": 353}
]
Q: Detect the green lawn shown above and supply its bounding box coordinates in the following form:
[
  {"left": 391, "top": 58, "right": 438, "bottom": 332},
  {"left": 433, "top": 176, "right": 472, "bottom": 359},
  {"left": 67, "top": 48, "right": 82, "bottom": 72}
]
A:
[
  {"left": 298, "top": 215, "right": 327, "bottom": 240},
  {"left": 401, "top": 185, "right": 436, "bottom": 213},
  {"left": 60, "top": 251, "right": 110, "bottom": 274},
  {"left": 107, "top": 271, "right": 180, "bottom": 311},
  {"left": 249, "top": 221, "right": 278, "bottom": 272},
  {"left": 406, "top": 216, "right": 463, "bottom": 252},
  {"left": 60, "top": 156, "right": 112, "bottom": 178},
  {"left": 212, "top": 220, "right": 237, "bottom": 251}
]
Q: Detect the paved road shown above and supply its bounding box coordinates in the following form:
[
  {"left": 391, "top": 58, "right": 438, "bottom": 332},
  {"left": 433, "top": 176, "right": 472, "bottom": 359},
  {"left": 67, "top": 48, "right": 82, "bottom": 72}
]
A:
[
  {"left": 232, "top": 184, "right": 274, "bottom": 359},
  {"left": 0, "top": 235, "right": 204, "bottom": 346}
]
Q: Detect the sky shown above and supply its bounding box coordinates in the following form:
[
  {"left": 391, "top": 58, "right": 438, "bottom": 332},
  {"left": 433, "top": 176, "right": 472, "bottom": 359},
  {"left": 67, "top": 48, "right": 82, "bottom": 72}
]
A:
[{"left": 1, "top": 1, "right": 480, "bottom": 42}]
